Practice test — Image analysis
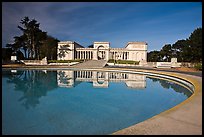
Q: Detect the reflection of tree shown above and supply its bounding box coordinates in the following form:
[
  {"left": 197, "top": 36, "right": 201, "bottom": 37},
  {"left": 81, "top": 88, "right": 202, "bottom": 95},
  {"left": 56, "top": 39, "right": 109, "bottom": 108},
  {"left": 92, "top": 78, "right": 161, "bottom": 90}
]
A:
[
  {"left": 159, "top": 80, "right": 170, "bottom": 89},
  {"left": 149, "top": 77, "right": 172, "bottom": 89},
  {"left": 58, "top": 71, "right": 72, "bottom": 85},
  {"left": 170, "top": 83, "right": 192, "bottom": 97},
  {"left": 148, "top": 77, "right": 192, "bottom": 97},
  {"left": 5, "top": 70, "right": 57, "bottom": 109},
  {"left": 149, "top": 77, "right": 159, "bottom": 83}
]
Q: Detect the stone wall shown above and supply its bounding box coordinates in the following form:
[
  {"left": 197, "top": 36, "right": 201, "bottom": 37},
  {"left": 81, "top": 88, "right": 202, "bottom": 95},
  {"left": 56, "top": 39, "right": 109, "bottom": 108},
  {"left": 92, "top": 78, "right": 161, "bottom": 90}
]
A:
[{"left": 21, "top": 57, "right": 47, "bottom": 65}]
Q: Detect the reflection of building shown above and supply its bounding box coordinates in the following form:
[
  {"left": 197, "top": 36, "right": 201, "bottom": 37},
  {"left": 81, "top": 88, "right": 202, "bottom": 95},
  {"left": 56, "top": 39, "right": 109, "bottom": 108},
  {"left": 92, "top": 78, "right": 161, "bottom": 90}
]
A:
[
  {"left": 57, "top": 41, "right": 147, "bottom": 63},
  {"left": 57, "top": 70, "right": 146, "bottom": 89}
]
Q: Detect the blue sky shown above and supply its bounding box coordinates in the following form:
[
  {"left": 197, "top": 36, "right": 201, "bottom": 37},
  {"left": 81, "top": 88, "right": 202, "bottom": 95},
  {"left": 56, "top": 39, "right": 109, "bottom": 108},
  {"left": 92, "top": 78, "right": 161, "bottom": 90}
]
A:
[{"left": 2, "top": 2, "right": 202, "bottom": 51}]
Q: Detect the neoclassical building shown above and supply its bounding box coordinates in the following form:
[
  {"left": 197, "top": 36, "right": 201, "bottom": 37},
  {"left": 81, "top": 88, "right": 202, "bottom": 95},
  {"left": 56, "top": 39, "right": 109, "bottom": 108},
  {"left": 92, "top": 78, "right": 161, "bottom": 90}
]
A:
[{"left": 57, "top": 41, "right": 147, "bottom": 62}]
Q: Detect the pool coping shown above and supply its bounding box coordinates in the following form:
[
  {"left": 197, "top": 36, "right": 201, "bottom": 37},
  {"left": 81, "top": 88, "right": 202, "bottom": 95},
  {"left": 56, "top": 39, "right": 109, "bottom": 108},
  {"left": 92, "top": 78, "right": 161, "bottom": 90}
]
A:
[{"left": 2, "top": 67, "right": 202, "bottom": 135}]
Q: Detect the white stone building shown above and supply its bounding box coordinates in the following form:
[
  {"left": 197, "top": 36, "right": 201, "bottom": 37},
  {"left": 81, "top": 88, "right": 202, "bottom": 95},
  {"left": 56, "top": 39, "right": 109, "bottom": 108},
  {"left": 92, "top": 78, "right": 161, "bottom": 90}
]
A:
[{"left": 57, "top": 41, "right": 147, "bottom": 62}]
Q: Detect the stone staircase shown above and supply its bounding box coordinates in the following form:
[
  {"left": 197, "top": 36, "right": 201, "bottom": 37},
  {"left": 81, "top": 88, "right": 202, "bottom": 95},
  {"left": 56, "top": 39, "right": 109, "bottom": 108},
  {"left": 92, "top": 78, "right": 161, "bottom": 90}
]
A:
[{"left": 71, "top": 60, "right": 107, "bottom": 68}]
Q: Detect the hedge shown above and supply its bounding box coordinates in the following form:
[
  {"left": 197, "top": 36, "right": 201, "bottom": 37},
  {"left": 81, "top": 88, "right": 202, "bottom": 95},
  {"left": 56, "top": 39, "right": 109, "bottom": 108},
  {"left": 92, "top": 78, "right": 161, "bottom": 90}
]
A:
[
  {"left": 194, "top": 63, "right": 202, "bottom": 70},
  {"left": 108, "top": 59, "right": 140, "bottom": 65}
]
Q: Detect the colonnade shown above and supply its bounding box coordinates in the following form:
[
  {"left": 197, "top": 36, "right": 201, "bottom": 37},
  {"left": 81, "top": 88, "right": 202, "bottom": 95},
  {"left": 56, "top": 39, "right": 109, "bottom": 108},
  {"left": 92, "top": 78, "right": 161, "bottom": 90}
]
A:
[
  {"left": 75, "top": 71, "right": 93, "bottom": 79},
  {"left": 74, "top": 50, "right": 130, "bottom": 60},
  {"left": 74, "top": 71, "right": 130, "bottom": 80},
  {"left": 75, "top": 50, "right": 93, "bottom": 60},
  {"left": 110, "top": 51, "right": 129, "bottom": 60}
]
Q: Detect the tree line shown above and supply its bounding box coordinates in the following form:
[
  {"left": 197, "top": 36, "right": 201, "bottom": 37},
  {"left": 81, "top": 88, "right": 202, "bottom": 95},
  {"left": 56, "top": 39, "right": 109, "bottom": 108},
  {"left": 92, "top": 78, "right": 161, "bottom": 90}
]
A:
[
  {"left": 147, "top": 27, "right": 202, "bottom": 63},
  {"left": 5, "top": 16, "right": 59, "bottom": 60}
]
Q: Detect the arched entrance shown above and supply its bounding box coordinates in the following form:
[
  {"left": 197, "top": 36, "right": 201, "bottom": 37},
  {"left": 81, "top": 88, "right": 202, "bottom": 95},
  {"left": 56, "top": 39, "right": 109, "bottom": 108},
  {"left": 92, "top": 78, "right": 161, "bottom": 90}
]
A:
[{"left": 97, "top": 45, "right": 106, "bottom": 60}]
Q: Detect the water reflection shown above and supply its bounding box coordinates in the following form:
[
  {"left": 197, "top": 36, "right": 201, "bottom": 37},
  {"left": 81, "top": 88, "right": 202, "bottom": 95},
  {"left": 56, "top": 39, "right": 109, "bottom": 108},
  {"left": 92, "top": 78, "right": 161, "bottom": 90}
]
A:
[
  {"left": 3, "top": 70, "right": 58, "bottom": 109},
  {"left": 57, "top": 70, "right": 146, "bottom": 88},
  {"left": 148, "top": 77, "right": 192, "bottom": 97},
  {"left": 2, "top": 69, "right": 192, "bottom": 110}
]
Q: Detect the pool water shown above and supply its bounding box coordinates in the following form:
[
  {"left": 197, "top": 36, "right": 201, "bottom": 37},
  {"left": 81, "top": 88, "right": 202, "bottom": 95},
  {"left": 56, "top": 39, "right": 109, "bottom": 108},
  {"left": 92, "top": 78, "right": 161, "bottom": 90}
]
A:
[{"left": 2, "top": 69, "right": 192, "bottom": 135}]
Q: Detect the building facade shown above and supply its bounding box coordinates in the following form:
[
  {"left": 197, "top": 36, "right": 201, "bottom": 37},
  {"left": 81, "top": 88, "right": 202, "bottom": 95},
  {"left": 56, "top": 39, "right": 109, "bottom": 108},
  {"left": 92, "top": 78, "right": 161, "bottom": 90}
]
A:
[{"left": 57, "top": 41, "right": 147, "bottom": 62}]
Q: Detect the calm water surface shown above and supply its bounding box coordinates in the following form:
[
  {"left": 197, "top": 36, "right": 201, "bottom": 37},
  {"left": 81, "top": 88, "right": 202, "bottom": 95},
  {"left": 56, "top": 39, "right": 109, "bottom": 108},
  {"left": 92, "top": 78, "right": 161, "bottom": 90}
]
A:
[{"left": 2, "top": 69, "right": 192, "bottom": 135}]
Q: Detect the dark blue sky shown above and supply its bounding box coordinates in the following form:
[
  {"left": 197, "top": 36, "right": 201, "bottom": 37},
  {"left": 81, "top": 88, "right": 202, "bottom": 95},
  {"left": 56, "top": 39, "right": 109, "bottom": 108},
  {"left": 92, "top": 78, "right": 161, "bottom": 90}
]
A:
[{"left": 2, "top": 2, "right": 202, "bottom": 51}]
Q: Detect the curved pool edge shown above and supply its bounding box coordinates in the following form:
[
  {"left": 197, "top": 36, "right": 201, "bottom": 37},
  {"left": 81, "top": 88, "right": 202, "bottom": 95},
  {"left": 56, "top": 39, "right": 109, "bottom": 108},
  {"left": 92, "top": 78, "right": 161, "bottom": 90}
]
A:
[
  {"left": 2, "top": 67, "right": 202, "bottom": 135},
  {"left": 107, "top": 68, "right": 202, "bottom": 135}
]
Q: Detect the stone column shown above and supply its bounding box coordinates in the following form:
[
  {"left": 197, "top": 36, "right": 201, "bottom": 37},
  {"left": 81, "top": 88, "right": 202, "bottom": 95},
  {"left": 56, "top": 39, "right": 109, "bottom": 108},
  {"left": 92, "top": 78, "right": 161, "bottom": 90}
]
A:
[
  {"left": 144, "top": 51, "right": 147, "bottom": 62},
  {"left": 106, "top": 50, "right": 109, "bottom": 60},
  {"left": 84, "top": 51, "right": 85, "bottom": 59},
  {"left": 70, "top": 50, "right": 74, "bottom": 60},
  {"left": 93, "top": 50, "right": 97, "bottom": 60},
  {"left": 91, "top": 52, "right": 93, "bottom": 59}
]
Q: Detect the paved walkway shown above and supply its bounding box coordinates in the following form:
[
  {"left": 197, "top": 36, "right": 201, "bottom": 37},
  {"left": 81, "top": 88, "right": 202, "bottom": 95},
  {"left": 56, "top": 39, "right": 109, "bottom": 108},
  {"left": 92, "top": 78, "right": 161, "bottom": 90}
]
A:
[{"left": 71, "top": 60, "right": 107, "bottom": 68}]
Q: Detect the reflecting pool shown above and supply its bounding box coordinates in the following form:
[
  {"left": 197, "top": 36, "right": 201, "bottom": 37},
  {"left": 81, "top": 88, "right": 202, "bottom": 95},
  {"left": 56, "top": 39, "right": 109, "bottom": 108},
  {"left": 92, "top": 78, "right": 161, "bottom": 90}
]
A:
[{"left": 2, "top": 69, "right": 193, "bottom": 135}]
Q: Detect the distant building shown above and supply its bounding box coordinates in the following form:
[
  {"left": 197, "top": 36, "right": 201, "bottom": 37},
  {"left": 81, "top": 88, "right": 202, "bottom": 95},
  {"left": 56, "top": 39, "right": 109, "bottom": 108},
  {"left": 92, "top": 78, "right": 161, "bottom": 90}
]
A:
[{"left": 57, "top": 41, "right": 147, "bottom": 62}]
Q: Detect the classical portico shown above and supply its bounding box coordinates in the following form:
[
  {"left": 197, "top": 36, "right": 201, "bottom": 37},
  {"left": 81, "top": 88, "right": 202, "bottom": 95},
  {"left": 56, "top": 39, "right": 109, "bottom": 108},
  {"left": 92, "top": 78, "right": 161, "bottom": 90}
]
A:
[{"left": 57, "top": 41, "right": 147, "bottom": 63}]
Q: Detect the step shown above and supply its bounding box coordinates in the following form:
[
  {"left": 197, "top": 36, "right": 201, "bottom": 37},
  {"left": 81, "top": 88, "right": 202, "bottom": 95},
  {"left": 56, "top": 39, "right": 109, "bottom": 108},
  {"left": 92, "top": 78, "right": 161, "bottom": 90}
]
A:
[{"left": 71, "top": 60, "right": 107, "bottom": 68}]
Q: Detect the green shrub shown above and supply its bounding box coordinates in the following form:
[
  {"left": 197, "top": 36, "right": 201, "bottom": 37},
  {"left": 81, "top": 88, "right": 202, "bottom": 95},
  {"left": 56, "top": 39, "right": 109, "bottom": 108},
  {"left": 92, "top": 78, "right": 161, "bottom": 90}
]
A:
[
  {"left": 108, "top": 59, "right": 140, "bottom": 65},
  {"left": 194, "top": 63, "right": 202, "bottom": 70},
  {"left": 108, "top": 59, "right": 115, "bottom": 63},
  {"left": 48, "top": 60, "right": 68, "bottom": 63}
]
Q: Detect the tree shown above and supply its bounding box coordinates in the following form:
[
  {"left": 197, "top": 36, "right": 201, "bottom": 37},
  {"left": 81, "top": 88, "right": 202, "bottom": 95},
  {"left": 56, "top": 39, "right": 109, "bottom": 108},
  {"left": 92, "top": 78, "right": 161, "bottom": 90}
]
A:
[
  {"left": 148, "top": 27, "right": 202, "bottom": 63},
  {"left": 160, "top": 44, "right": 172, "bottom": 62},
  {"left": 40, "top": 36, "right": 59, "bottom": 60},
  {"left": 6, "top": 16, "right": 59, "bottom": 60},
  {"left": 171, "top": 28, "right": 202, "bottom": 62},
  {"left": 20, "top": 34, "right": 28, "bottom": 58},
  {"left": 18, "top": 17, "right": 32, "bottom": 58},
  {"left": 2, "top": 48, "right": 13, "bottom": 61},
  {"left": 6, "top": 36, "right": 22, "bottom": 54},
  {"left": 18, "top": 16, "right": 47, "bottom": 59},
  {"left": 188, "top": 27, "right": 202, "bottom": 62},
  {"left": 34, "top": 31, "right": 47, "bottom": 59},
  {"left": 88, "top": 44, "right": 94, "bottom": 48},
  {"left": 172, "top": 39, "right": 190, "bottom": 62},
  {"left": 147, "top": 50, "right": 163, "bottom": 62}
]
